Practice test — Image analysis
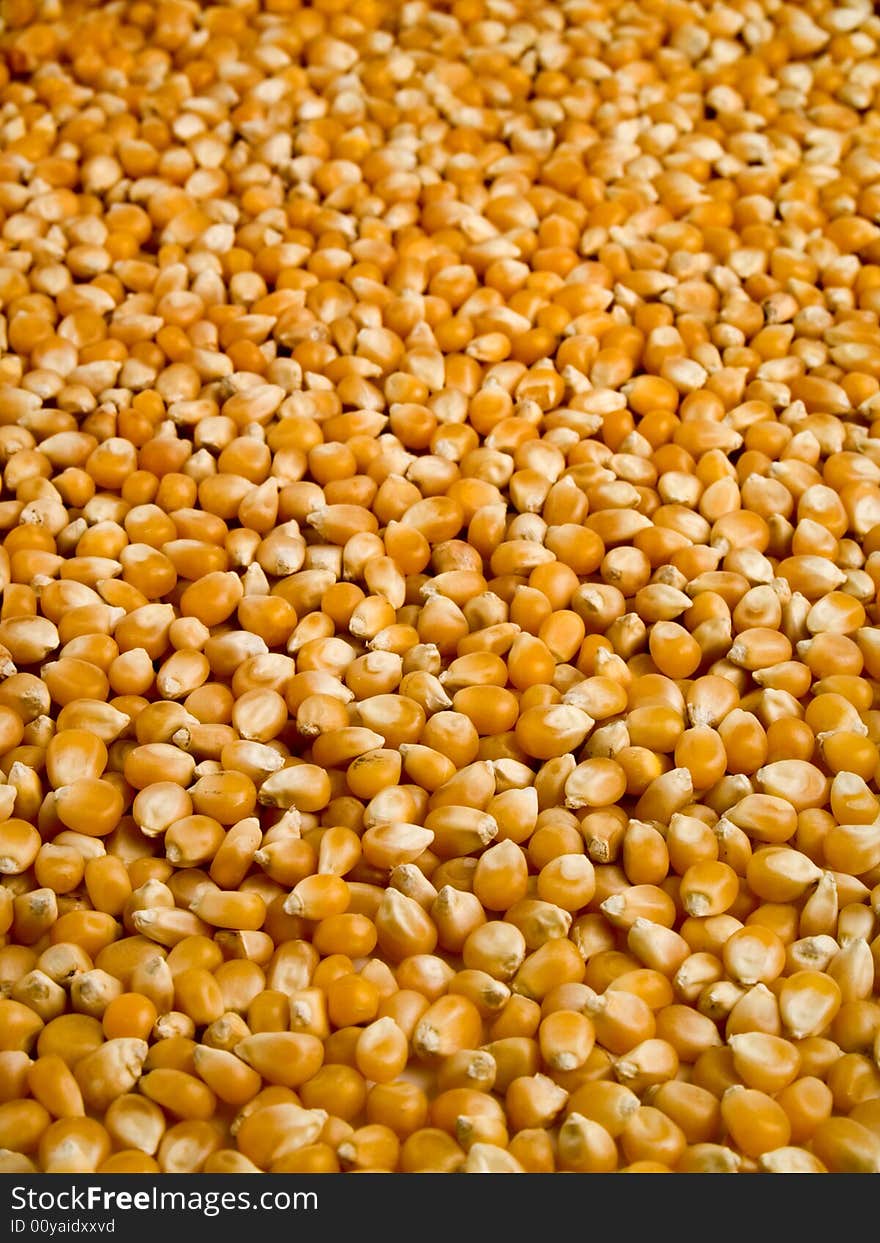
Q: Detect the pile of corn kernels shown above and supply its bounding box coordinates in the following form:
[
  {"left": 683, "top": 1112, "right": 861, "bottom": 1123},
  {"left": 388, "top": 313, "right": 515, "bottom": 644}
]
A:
[{"left": 1, "top": 0, "right": 880, "bottom": 1174}]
